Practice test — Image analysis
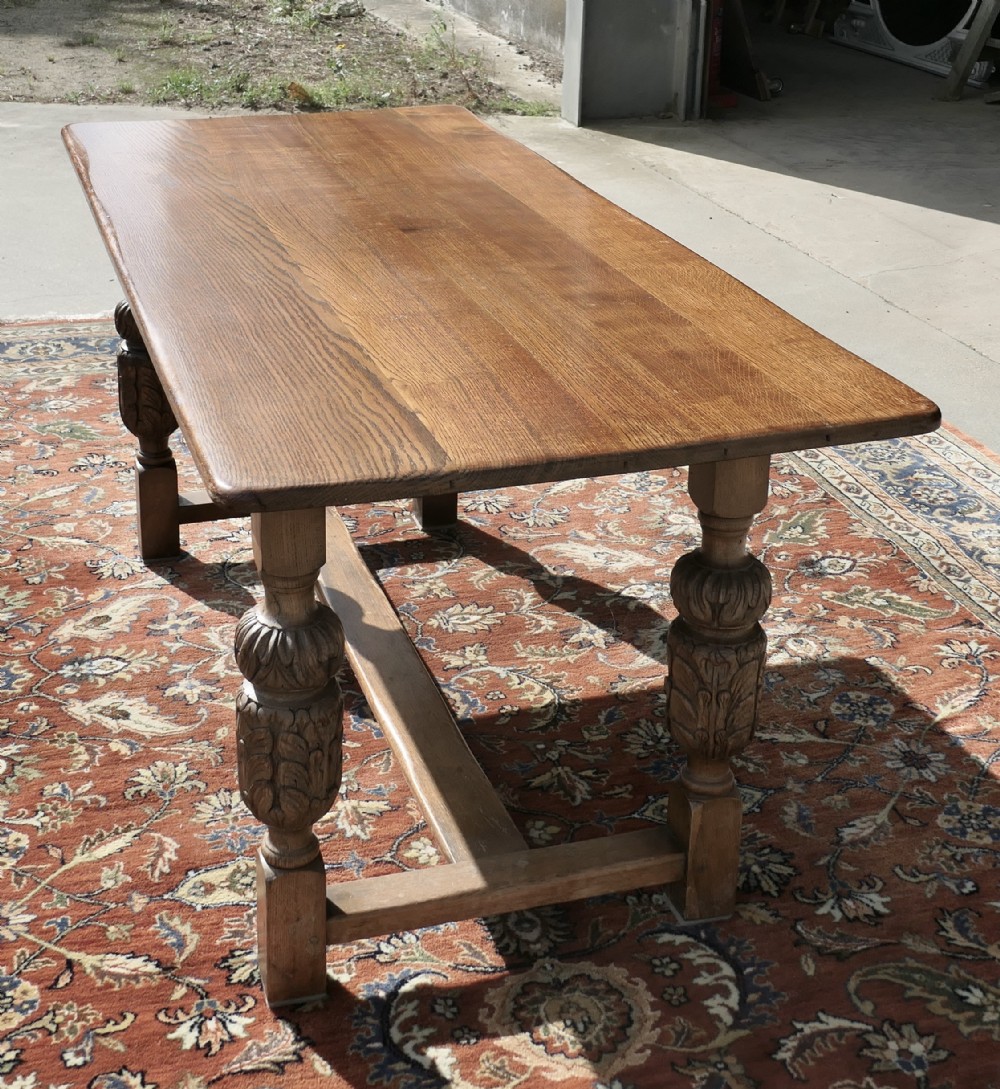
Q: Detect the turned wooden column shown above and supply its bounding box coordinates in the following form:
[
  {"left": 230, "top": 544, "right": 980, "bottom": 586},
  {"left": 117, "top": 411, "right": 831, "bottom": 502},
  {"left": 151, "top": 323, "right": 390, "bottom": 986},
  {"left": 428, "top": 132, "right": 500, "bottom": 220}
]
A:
[
  {"left": 666, "top": 456, "right": 771, "bottom": 919},
  {"left": 234, "top": 508, "right": 345, "bottom": 1006},
  {"left": 114, "top": 301, "right": 181, "bottom": 560}
]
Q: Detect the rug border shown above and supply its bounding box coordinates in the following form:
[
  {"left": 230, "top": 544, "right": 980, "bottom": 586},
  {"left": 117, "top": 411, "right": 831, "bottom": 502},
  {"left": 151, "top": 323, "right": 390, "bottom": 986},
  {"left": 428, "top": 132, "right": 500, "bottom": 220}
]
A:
[{"left": 0, "top": 313, "right": 114, "bottom": 329}]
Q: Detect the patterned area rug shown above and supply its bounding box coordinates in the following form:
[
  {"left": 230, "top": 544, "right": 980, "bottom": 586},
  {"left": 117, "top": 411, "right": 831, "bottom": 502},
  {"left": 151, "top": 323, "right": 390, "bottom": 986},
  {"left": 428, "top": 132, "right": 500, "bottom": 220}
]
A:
[{"left": 0, "top": 320, "right": 998, "bottom": 1089}]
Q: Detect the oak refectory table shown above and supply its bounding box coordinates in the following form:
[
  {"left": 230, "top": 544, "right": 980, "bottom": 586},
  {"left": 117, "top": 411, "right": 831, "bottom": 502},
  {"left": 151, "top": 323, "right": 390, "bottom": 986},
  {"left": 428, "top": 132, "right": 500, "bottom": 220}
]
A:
[{"left": 63, "top": 106, "right": 940, "bottom": 1008}]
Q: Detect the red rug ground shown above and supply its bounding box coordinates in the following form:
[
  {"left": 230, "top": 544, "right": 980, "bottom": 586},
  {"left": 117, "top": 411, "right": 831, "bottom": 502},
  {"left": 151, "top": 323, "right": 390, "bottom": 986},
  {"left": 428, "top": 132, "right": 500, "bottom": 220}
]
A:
[{"left": 0, "top": 321, "right": 997, "bottom": 1089}]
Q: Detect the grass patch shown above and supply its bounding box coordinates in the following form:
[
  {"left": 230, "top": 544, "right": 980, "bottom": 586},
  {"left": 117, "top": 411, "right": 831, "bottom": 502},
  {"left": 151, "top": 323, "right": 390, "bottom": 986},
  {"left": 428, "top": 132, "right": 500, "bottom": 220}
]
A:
[
  {"left": 149, "top": 66, "right": 207, "bottom": 103},
  {"left": 157, "top": 17, "right": 181, "bottom": 45},
  {"left": 145, "top": 14, "right": 548, "bottom": 113}
]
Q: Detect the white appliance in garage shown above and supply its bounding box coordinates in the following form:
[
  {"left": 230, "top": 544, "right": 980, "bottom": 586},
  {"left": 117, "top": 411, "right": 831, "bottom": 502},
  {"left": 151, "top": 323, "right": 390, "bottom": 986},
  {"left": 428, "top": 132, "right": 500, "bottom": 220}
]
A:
[{"left": 833, "top": 0, "right": 997, "bottom": 84}]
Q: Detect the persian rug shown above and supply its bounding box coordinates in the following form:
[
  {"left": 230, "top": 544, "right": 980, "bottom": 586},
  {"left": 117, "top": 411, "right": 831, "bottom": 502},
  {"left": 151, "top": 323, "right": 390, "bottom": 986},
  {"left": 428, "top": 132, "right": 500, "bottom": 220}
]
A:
[{"left": 0, "top": 319, "right": 997, "bottom": 1089}]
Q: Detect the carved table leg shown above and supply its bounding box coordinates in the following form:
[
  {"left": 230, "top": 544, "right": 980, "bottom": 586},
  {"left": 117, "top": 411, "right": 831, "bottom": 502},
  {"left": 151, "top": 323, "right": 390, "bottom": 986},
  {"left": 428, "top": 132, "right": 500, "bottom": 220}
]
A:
[
  {"left": 234, "top": 508, "right": 345, "bottom": 1006},
  {"left": 114, "top": 301, "right": 182, "bottom": 561},
  {"left": 666, "top": 456, "right": 772, "bottom": 919}
]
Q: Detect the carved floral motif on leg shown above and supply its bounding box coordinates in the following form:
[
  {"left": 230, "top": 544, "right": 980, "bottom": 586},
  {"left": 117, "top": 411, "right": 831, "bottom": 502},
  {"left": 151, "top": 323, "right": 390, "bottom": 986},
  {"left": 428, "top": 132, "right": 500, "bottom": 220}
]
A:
[
  {"left": 235, "top": 613, "right": 345, "bottom": 870},
  {"left": 667, "top": 550, "right": 772, "bottom": 784},
  {"left": 234, "top": 510, "right": 346, "bottom": 870},
  {"left": 114, "top": 301, "right": 181, "bottom": 559},
  {"left": 115, "top": 300, "right": 177, "bottom": 449}
]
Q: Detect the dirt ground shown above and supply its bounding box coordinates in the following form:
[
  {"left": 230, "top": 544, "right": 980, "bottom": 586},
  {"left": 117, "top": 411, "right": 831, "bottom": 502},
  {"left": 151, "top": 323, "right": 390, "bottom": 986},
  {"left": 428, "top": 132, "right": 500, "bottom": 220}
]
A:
[{"left": 0, "top": 0, "right": 554, "bottom": 112}]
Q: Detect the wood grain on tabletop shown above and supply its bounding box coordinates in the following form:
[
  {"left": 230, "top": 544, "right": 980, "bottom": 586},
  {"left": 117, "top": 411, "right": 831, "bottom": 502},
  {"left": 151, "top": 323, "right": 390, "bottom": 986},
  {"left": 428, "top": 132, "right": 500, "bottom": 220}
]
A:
[{"left": 63, "top": 106, "right": 940, "bottom": 511}]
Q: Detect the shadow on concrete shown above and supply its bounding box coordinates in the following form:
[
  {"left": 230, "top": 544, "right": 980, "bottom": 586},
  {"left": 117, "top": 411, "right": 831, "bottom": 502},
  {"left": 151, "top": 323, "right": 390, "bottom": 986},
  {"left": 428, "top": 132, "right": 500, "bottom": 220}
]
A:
[{"left": 592, "top": 17, "right": 1000, "bottom": 226}]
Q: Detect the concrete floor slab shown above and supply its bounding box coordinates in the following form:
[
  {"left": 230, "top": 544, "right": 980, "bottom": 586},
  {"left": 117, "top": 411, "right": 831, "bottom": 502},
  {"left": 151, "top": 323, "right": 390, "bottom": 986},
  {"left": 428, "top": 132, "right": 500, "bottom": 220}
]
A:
[{"left": 1, "top": 102, "right": 209, "bottom": 320}]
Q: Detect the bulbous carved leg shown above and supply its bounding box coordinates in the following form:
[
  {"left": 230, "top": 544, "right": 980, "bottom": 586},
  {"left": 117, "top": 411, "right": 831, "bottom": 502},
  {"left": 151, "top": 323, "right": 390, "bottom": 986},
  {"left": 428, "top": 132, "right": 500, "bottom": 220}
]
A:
[
  {"left": 235, "top": 508, "right": 345, "bottom": 1006},
  {"left": 666, "top": 456, "right": 772, "bottom": 919},
  {"left": 114, "top": 301, "right": 182, "bottom": 561}
]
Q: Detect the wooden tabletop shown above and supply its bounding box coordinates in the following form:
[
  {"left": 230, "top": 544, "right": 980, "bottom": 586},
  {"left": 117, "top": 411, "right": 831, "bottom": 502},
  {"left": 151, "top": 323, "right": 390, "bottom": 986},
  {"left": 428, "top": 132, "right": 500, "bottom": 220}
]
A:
[{"left": 64, "top": 106, "right": 939, "bottom": 512}]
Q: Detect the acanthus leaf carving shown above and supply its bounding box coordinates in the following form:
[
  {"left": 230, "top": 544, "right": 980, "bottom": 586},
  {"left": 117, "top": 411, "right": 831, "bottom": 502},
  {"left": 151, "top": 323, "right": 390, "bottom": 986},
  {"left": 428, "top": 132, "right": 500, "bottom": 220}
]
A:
[
  {"left": 234, "top": 605, "right": 344, "bottom": 696},
  {"left": 114, "top": 301, "right": 178, "bottom": 450},
  {"left": 666, "top": 618, "right": 766, "bottom": 761},
  {"left": 236, "top": 681, "right": 344, "bottom": 868},
  {"left": 669, "top": 550, "right": 772, "bottom": 636}
]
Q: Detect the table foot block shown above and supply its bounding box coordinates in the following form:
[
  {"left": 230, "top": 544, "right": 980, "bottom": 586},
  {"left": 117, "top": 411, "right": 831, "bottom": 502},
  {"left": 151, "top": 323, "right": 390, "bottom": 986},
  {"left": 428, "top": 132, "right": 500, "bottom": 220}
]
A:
[
  {"left": 412, "top": 492, "right": 459, "bottom": 530},
  {"left": 325, "top": 827, "right": 685, "bottom": 944},
  {"left": 258, "top": 853, "right": 329, "bottom": 1007},
  {"left": 667, "top": 783, "right": 742, "bottom": 920}
]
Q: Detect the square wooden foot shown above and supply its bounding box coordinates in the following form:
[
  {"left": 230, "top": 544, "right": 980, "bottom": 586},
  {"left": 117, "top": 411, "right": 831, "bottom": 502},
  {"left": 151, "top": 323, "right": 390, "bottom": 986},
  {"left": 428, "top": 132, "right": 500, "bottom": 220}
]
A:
[
  {"left": 135, "top": 462, "right": 182, "bottom": 560},
  {"left": 667, "top": 782, "right": 742, "bottom": 920},
  {"left": 412, "top": 493, "right": 458, "bottom": 530},
  {"left": 257, "top": 851, "right": 328, "bottom": 1007}
]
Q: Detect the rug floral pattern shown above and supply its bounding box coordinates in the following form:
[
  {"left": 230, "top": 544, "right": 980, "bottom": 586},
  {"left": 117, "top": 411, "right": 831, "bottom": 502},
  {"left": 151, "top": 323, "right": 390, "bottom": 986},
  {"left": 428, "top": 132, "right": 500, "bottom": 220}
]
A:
[{"left": 0, "top": 322, "right": 997, "bottom": 1089}]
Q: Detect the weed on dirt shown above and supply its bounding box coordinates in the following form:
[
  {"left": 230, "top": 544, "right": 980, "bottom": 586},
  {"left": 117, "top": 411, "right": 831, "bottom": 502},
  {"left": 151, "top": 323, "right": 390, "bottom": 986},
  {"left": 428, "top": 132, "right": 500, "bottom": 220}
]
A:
[{"left": 0, "top": 0, "right": 555, "bottom": 113}]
